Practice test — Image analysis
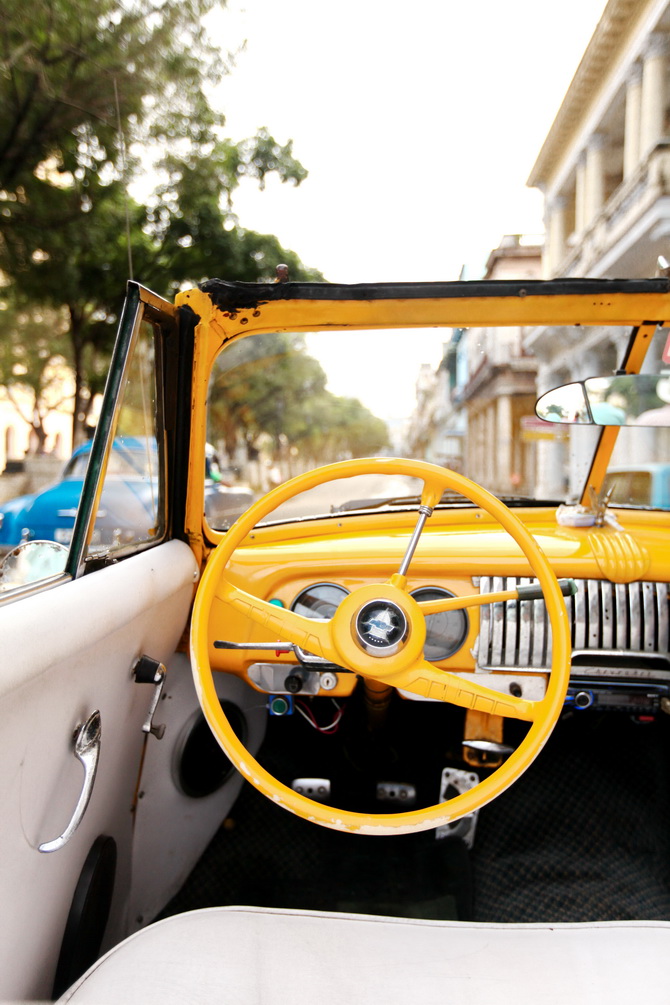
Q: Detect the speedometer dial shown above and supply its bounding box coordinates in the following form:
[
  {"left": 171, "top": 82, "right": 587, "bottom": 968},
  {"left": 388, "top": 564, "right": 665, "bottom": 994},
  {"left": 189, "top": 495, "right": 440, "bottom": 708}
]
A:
[
  {"left": 410, "top": 587, "right": 468, "bottom": 661},
  {"left": 291, "top": 583, "right": 349, "bottom": 619}
]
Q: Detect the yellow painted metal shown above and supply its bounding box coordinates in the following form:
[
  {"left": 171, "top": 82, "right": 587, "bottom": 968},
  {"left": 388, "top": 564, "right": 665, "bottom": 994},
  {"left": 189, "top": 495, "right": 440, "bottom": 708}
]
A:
[
  {"left": 580, "top": 322, "right": 659, "bottom": 505},
  {"left": 175, "top": 286, "right": 670, "bottom": 551},
  {"left": 176, "top": 286, "right": 670, "bottom": 337},
  {"left": 191, "top": 457, "right": 572, "bottom": 835}
]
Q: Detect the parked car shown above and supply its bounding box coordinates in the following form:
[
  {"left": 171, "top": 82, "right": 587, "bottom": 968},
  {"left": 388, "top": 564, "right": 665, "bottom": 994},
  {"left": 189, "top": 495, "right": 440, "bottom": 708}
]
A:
[
  {"left": 1, "top": 277, "right": 670, "bottom": 1003},
  {"left": 603, "top": 462, "right": 670, "bottom": 509},
  {"left": 0, "top": 438, "right": 253, "bottom": 551}
]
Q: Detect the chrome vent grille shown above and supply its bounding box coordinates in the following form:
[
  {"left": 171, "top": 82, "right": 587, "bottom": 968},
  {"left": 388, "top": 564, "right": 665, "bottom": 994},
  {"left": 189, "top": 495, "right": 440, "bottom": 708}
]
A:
[{"left": 477, "top": 577, "right": 670, "bottom": 670}]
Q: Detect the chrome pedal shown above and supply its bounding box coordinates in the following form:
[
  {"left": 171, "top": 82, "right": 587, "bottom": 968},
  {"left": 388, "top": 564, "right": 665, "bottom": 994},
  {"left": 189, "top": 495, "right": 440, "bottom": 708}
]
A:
[
  {"left": 435, "top": 768, "right": 480, "bottom": 848},
  {"left": 291, "top": 777, "right": 331, "bottom": 802},
  {"left": 376, "top": 781, "right": 417, "bottom": 807}
]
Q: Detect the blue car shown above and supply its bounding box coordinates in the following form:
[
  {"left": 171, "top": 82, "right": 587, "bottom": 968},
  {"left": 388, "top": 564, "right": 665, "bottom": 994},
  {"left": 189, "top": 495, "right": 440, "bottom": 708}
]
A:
[
  {"left": 0, "top": 439, "right": 254, "bottom": 550},
  {"left": 604, "top": 463, "right": 670, "bottom": 509},
  {"left": 0, "top": 438, "right": 160, "bottom": 550}
]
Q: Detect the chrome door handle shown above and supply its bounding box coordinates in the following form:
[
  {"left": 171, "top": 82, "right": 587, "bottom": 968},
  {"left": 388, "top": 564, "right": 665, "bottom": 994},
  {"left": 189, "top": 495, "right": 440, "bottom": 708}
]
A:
[{"left": 38, "top": 710, "right": 101, "bottom": 854}]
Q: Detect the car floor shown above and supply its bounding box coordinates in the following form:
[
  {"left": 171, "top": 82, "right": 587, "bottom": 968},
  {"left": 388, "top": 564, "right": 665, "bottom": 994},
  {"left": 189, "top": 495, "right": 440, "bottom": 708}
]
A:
[{"left": 159, "top": 695, "right": 670, "bottom": 926}]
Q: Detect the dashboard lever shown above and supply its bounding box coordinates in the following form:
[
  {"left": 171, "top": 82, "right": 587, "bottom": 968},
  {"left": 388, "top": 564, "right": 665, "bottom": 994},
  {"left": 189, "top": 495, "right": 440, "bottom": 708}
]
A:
[
  {"left": 214, "top": 640, "right": 295, "bottom": 652},
  {"left": 516, "top": 579, "right": 577, "bottom": 602}
]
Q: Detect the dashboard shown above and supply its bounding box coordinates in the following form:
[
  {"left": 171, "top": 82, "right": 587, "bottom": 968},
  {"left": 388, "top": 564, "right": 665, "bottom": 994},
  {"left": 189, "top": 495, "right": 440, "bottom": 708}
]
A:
[{"left": 207, "top": 506, "right": 670, "bottom": 718}]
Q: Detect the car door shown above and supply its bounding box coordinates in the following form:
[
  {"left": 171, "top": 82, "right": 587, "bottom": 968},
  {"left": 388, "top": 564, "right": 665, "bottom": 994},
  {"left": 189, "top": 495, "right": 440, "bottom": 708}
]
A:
[{"left": 0, "top": 284, "right": 198, "bottom": 1002}]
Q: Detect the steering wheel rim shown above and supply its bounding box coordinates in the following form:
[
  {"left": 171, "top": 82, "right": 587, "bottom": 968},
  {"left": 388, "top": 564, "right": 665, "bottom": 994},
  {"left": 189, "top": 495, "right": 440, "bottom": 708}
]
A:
[{"left": 191, "top": 457, "right": 571, "bottom": 835}]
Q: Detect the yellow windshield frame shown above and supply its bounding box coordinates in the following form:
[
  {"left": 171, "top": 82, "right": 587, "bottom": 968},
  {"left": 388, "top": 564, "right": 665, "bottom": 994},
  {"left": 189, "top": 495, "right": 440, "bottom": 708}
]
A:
[{"left": 175, "top": 278, "right": 670, "bottom": 552}]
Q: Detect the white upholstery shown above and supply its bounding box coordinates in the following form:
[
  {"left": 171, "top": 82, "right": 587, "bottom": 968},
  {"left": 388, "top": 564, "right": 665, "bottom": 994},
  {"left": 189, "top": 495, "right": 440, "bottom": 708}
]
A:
[{"left": 59, "top": 906, "right": 670, "bottom": 1004}]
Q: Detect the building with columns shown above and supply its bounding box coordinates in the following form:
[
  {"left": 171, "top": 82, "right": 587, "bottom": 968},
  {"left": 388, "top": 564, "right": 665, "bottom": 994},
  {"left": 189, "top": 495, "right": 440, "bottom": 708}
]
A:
[
  {"left": 526, "top": 0, "right": 670, "bottom": 497},
  {"left": 406, "top": 236, "right": 543, "bottom": 494},
  {"left": 454, "top": 237, "right": 543, "bottom": 497},
  {"left": 529, "top": 0, "right": 670, "bottom": 279}
]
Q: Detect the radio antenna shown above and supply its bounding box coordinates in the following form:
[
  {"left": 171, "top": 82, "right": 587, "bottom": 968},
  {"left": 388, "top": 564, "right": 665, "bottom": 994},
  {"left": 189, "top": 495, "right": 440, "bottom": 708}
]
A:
[{"left": 113, "top": 78, "right": 134, "bottom": 280}]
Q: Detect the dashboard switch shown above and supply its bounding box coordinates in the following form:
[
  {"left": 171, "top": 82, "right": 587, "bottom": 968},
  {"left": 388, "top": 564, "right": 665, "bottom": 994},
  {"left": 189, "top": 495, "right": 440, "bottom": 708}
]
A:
[
  {"left": 285, "top": 673, "right": 304, "bottom": 694},
  {"left": 268, "top": 696, "right": 293, "bottom": 716}
]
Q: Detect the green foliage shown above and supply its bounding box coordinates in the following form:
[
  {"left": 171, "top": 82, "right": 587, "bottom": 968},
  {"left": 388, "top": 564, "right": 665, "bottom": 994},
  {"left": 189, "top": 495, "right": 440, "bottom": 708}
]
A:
[
  {"left": 209, "top": 334, "right": 390, "bottom": 467},
  {"left": 0, "top": 0, "right": 224, "bottom": 191},
  {"left": 149, "top": 141, "right": 320, "bottom": 295},
  {"left": 0, "top": 0, "right": 320, "bottom": 447},
  {"left": 0, "top": 293, "right": 72, "bottom": 449}
]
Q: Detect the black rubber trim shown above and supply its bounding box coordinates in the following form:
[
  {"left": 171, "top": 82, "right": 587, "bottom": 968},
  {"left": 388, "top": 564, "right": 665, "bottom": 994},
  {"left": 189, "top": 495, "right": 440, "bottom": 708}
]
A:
[
  {"left": 52, "top": 835, "right": 117, "bottom": 998},
  {"left": 200, "top": 277, "right": 670, "bottom": 312},
  {"left": 169, "top": 304, "right": 198, "bottom": 542}
]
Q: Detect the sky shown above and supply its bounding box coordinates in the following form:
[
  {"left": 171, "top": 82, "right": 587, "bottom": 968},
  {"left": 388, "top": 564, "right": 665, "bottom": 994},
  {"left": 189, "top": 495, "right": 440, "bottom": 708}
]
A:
[{"left": 207, "top": 0, "right": 609, "bottom": 284}]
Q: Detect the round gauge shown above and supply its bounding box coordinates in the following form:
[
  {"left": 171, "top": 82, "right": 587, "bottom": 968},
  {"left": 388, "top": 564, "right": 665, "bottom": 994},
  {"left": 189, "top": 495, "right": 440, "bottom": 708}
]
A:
[
  {"left": 410, "top": 587, "right": 469, "bottom": 662},
  {"left": 291, "top": 582, "right": 349, "bottom": 619}
]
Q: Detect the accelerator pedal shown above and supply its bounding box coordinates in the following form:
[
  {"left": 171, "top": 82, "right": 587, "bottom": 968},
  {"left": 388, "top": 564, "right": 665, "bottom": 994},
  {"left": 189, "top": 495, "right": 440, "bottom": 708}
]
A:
[{"left": 435, "top": 768, "right": 480, "bottom": 847}]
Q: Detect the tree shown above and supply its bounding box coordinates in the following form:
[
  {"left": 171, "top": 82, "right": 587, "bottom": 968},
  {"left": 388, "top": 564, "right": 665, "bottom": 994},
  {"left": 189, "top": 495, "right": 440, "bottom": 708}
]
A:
[
  {"left": 148, "top": 137, "right": 319, "bottom": 295},
  {"left": 294, "top": 394, "right": 390, "bottom": 466},
  {"left": 209, "top": 333, "right": 327, "bottom": 460},
  {"left": 0, "top": 0, "right": 226, "bottom": 193},
  {"left": 208, "top": 333, "right": 391, "bottom": 472},
  {"left": 0, "top": 1, "right": 320, "bottom": 446},
  {"left": 0, "top": 294, "right": 73, "bottom": 451}
]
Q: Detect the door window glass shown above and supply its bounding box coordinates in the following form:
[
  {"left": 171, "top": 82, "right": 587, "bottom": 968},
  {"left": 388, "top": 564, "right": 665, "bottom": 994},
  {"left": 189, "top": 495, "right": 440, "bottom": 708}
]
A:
[{"left": 88, "top": 319, "right": 163, "bottom": 557}]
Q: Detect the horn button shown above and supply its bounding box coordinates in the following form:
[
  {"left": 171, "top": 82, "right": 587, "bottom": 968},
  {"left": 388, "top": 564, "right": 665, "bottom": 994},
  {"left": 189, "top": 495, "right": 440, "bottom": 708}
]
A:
[{"left": 355, "top": 599, "right": 409, "bottom": 657}]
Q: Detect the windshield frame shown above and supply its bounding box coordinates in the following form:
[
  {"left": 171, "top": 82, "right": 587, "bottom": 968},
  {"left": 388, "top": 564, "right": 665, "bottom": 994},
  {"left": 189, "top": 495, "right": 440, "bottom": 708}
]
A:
[{"left": 177, "top": 277, "right": 670, "bottom": 543}]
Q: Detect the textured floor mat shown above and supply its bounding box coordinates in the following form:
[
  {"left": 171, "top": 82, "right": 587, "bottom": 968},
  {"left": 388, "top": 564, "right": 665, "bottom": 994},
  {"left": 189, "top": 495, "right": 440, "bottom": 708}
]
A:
[
  {"left": 160, "top": 706, "right": 670, "bottom": 926},
  {"left": 159, "top": 780, "right": 472, "bottom": 922},
  {"left": 159, "top": 692, "right": 473, "bottom": 923},
  {"left": 471, "top": 712, "right": 670, "bottom": 922}
]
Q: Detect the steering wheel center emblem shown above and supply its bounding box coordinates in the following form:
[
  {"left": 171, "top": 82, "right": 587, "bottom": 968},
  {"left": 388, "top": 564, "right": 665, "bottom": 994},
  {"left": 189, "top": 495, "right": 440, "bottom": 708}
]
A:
[{"left": 355, "top": 599, "right": 409, "bottom": 657}]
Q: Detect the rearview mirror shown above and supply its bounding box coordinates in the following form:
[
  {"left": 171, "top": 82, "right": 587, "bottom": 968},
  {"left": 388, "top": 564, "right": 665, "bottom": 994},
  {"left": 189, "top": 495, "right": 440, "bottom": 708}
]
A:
[{"left": 535, "top": 374, "right": 670, "bottom": 426}]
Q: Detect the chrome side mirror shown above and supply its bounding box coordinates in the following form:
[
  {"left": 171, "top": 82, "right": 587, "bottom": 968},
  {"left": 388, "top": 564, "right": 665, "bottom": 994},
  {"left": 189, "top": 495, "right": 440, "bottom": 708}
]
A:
[{"left": 536, "top": 374, "right": 670, "bottom": 426}]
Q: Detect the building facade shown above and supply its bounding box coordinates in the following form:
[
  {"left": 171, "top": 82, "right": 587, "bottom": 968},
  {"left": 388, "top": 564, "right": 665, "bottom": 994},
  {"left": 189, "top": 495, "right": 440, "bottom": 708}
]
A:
[
  {"left": 406, "top": 236, "right": 544, "bottom": 494},
  {"left": 529, "top": 0, "right": 670, "bottom": 280},
  {"left": 455, "top": 237, "right": 544, "bottom": 496},
  {"left": 527, "top": 0, "right": 670, "bottom": 496}
]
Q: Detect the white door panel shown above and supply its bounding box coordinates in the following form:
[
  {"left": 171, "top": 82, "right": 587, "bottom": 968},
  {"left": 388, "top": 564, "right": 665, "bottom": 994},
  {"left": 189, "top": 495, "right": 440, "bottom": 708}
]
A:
[
  {"left": 0, "top": 540, "right": 197, "bottom": 1001},
  {"left": 129, "top": 657, "right": 267, "bottom": 929}
]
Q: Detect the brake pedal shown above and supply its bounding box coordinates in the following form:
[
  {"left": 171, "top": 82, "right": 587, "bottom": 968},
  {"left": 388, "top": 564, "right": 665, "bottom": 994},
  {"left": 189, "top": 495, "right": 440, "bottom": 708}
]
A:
[
  {"left": 435, "top": 768, "right": 480, "bottom": 848},
  {"left": 291, "top": 777, "right": 331, "bottom": 802},
  {"left": 376, "top": 781, "right": 417, "bottom": 807}
]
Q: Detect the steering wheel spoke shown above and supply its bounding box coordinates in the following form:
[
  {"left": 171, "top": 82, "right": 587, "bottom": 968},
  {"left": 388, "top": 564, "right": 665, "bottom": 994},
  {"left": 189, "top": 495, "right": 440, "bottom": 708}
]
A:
[
  {"left": 417, "top": 579, "right": 577, "bottom": 617},
  {"left": 216, "top": 579, "right": 334, "bottom": 662},
  {"left": 389, "top": 660, "right": 539, "bottom": 722}
]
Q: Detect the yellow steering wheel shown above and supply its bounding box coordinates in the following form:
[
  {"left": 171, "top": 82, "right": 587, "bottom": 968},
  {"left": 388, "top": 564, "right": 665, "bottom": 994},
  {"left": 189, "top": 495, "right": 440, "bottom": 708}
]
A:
[{"left": 191, "top": 457, "right": 571, "bottom": 835}]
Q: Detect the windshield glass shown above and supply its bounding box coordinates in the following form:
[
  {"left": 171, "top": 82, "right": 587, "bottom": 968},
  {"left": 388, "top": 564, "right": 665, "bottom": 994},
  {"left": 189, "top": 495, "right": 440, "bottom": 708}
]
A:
[{"left": 205, "top": 324, "right": 670, "bottom": 525}]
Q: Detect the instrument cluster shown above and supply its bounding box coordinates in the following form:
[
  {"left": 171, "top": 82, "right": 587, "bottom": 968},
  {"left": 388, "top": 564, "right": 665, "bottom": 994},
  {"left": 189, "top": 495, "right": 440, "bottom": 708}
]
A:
[{"left": 290, "top": 581, "right": 469, "bottom": 662}]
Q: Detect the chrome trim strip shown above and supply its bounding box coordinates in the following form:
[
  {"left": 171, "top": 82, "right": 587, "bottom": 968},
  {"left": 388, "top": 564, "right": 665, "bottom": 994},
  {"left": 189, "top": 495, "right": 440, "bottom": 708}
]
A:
[
  {"left": 587, "top": 580, "right": 599, "bottom": 647},
  {"left": 629, "top": 583, "right": 641, "bottom": 650},
  {"left": 574, "top": 581, "right": 586, "bottom": 649},
  {"left": 601, "top": 582, "right": 614, "bottom": 649},
  {"left": 504, "top": 576, "right": 518, "bottom": 666},
  {"left": 0, "top": 571, "right": 72, "bottom": 608},
  {"left": 615, "top": 582, "right": 629, "bottom": 649},
  {"left": 643, "top": 582, "right": 655, "bottom": 652},
  {"left": 517, "top": 577, "right": 532, "bottom": 667},
  {"left": 658, "top": 583, "right": 669, "bottom": 652}
]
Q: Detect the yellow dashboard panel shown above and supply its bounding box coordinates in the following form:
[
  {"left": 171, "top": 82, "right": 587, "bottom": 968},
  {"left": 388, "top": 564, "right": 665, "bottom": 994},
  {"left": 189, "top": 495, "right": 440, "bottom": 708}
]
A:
[{"left": 205, "top": 504, "right": 670, "bottom": 696}]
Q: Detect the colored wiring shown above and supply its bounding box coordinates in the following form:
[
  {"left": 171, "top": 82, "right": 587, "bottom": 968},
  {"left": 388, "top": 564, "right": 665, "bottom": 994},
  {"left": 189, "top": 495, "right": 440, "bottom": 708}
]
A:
[{"left": 295, "top": 698, "right": 343, "bottom": 734}]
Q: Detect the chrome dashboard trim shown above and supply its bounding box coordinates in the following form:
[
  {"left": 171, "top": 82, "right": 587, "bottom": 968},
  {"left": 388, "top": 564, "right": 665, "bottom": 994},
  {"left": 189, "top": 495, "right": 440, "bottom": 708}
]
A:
[{"left": 478, "top": 577, "right": 670, "bottom": 671}]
